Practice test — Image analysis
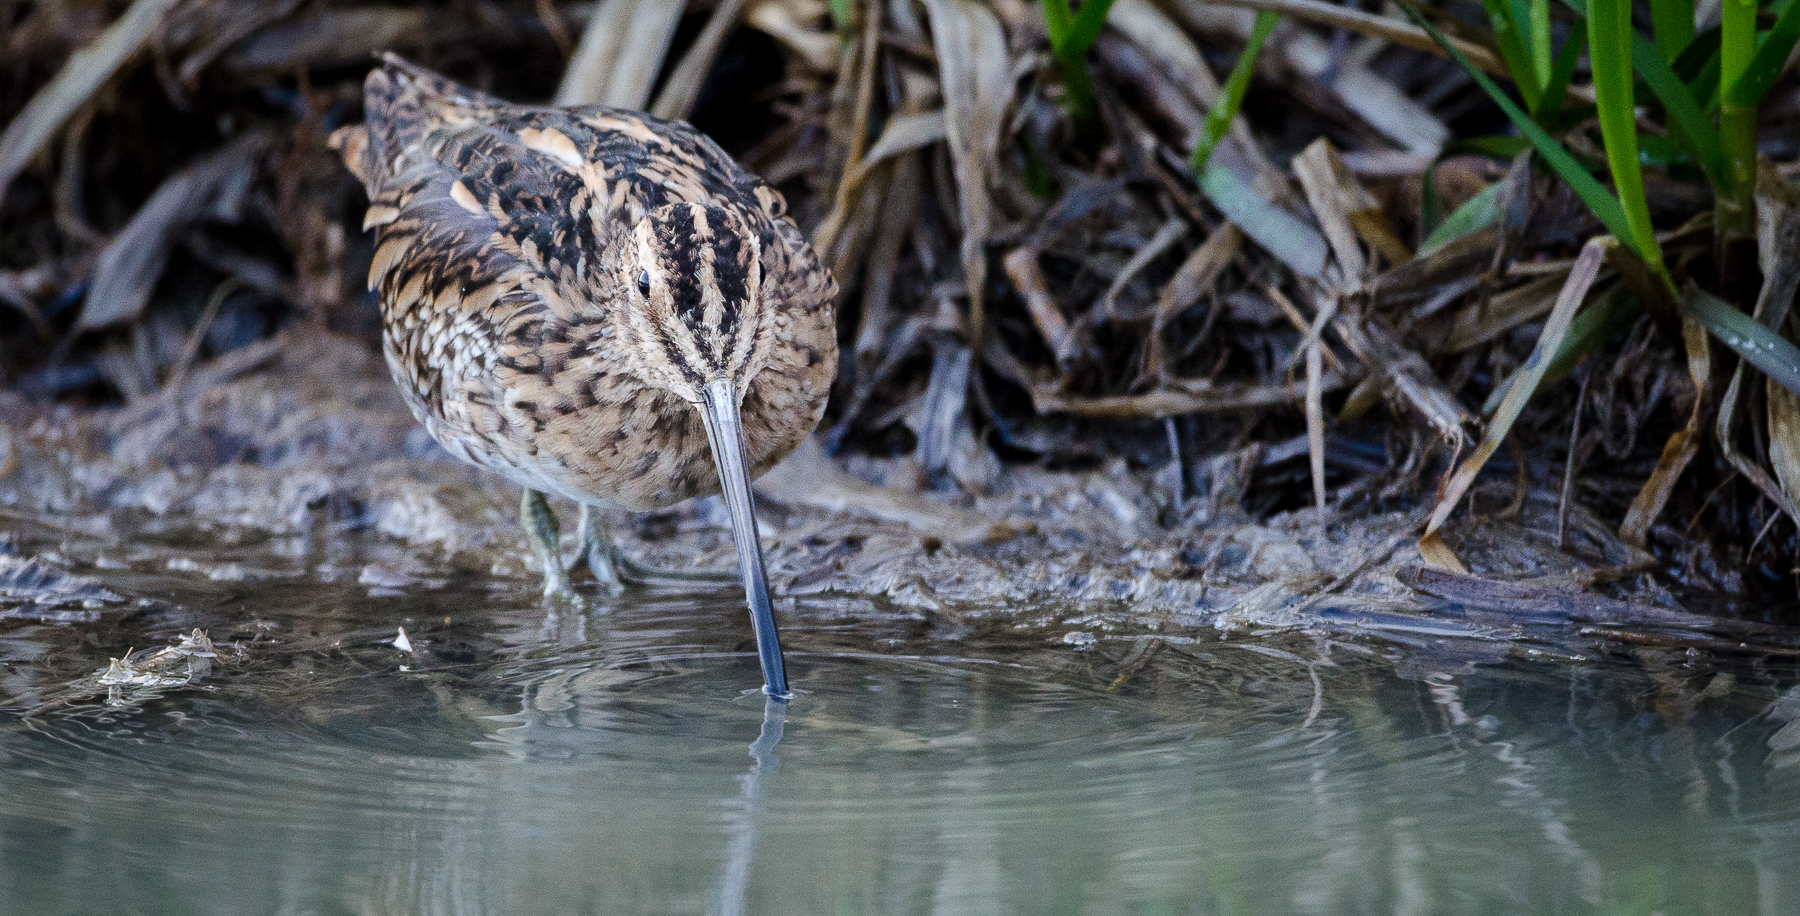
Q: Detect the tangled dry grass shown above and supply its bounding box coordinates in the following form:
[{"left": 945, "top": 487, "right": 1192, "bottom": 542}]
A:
[{"left": 4, "top": 0, "right": 1799, "bottom": 603}]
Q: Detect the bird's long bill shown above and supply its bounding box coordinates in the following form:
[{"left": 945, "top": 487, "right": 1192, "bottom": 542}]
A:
[{"left": 699, "top": 378, "right": 791, "bottom": 699}]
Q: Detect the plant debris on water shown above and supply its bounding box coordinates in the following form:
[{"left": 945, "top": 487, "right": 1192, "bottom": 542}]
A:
[{"left": 6, "top": 0, "right": 1800, "bottom": 690}]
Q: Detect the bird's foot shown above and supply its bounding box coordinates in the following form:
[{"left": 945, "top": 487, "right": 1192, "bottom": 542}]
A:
[
  {"left": 613, "top": 550, "right": 737, "bottom": 588},
  {"left": 572, "top": 504, "right": 736, "bottom": 589},
  {"left": 521, "top": 488, "right": 573, "bottom": 598}
]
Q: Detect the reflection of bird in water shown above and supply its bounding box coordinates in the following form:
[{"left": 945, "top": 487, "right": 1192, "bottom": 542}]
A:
[
  {"left": 331, "top": 56, "right": 838, "bottom": 697},
  {"left": 712, "top": 696, "right": 786, "bottom": 916}
]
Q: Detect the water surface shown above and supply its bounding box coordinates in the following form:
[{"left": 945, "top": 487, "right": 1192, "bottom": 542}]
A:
[{"left": 1, "top": 526, "right": 1798, "bottom": 915}]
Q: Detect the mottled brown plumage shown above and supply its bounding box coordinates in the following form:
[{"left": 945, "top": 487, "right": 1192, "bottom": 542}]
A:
[
  {"left": 333, "top": 56, "right": 835, "bottom": 510},
  {"left": 331, "top": 55, "right": 837, "bottom": 697}
]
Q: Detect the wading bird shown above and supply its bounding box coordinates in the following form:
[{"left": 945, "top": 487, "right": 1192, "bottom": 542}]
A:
[{"left": 331, "top": 56, "right": 837, "bottom": 698}]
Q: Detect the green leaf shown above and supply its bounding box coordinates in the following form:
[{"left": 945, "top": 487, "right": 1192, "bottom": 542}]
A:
[
  {"left": 1531, "top": 26, "right": 1586, "bottom": 120},
  {"left": 1399, "top": 0, "right": 1633, "bottom": 242},
  {"left": 1039, "top": 0, "right": 1072, "bottom": 45},
  {"left": 1445, "top": 135, "right": 1534, "bottom": 159},
  {"left": 1189, "top": 10, "right": 1279, "bottom": 175},
  {"left": 1651, "top": 0, "right": 1696, "bottom": 60},
  {"left": 1588, "top": 0, "right": 1667, "bottom": 275},
  {"left": 1637, "top": 132, "right": 1700, "bottom": 170},
  {"left": 1541, "top": 283, "right": 1640, "bottom": 387},
  {"left": 1724, "top": 0, "right": 1800, "bottom": 106},
  {"left": 1718, "top": 0, "right": 1759, "bottom": 225},
  {"left": 1528, "top": 0, "right": 1554, "bottom": 86},
  {"left": 1196, "top": 166, "right": 1329, "bottom": 280},
  {"left": 829, "top": 0, "right": 855, "bottom": 32},
  {"left": 1039, "top": 0, "right": 1116, "bottom": 139},
  {"left": 1681, "top": 287, "right": 1800, "bottom": 398},
  {"left": 1631, "top": 30, "right": 1724, "bottom": 186},
  {"left": 1483, "top": 0, "right": 1543, "bottom": 109},
  {"left": 1691, "top": 53, "right": 1722, "bottom": 113},
  {"left": 1021, "top": 143, "right": 1056, "bottom": 199},
  {"left": 1672, "top": 24, "right": 1723, "bottom": 81},
  {"left": 1421, "top": 180, "right": 1504, "bottom": 255},
  {"left": 1066, "top": 0, "right": 1117, "bottom": 52},
  {"left": 1719, "top": 0, "right": 1760, "bottom": 94},
  {"left": 1419, "top": 159, "right": 1443, "bottom": 238}
]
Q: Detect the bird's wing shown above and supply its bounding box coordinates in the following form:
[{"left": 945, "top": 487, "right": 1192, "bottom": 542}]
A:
[
  {"left": 339, "top": 57, "right": 586, "bottom": 304},
  {"left": 332, "top": 58, "right": 612, "bottom": 459}
]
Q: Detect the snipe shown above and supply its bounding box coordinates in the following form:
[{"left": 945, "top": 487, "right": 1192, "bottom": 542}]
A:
[{"left": 331, "top": 56, "right": 838, "bottom": 698}]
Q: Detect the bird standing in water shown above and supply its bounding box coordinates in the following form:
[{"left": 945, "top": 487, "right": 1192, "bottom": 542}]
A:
[{"left": 331, "top": 56, "right": 837, "bottom": 698}]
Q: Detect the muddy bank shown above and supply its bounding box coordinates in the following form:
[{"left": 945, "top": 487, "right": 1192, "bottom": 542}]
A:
[{"left": 3, "top": 329, "right": 1790, "bottom": 667}]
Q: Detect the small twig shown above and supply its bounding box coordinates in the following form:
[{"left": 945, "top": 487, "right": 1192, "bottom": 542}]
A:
[
  {"left": 1679, "top": 471, "right": 1740, "bottom": 544},
  {"left": 1748, "top": 507, "right": 1784, "bottom": 560},
  {"left": 536, "top": 0, "right": 575, "bottom": 59},
  {"left": 650, "top": 0, "right": 753, "bottom": 120},
  {"left": 1306, "top": 313, "right": 1327, "bottom": 523},
  {"left": 1496, "top": 437, "right": 1529, "bottom": 520},
  {"left": 163, "top": 278, "right": 239, "bottom": 394},
  {"left": 812, "top": 6, "right": 886, "bottom": 256},
  {"left": 1556, "top": 367, "right": 1592, "bottom": 548},
  {"left": 1002, "top": 247, "right": 1071, "bottom": 353},
  {"left": 1200, "top": 0, "right": 1508, "bottom": 79},
  {"left": 1264, "top": 282, "right": 1345, "bottom": 373}
]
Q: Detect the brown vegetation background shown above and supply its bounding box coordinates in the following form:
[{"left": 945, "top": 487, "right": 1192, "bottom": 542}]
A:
[{"left": 2, "top": 0, "right": 1793, "bottom": 600}]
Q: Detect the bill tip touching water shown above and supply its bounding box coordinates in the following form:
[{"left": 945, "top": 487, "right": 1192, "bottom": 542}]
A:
[{"left": 330, "top": 54, "right": 837, "bottom": 698}]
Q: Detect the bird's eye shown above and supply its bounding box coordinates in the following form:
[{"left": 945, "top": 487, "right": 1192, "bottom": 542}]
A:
[{"left": 636, "top": 270, "right": 651, "bottom": 298}]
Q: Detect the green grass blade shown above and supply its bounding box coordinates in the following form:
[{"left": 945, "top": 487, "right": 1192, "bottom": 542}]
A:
[
  {"left": 1638, "top": 133, "right": 1702, "bottom": 170},
  {"left": 1651, "top": 0, "right": 1695, "bottom": 60},
  {"left": 1421, "top": 181, "right": 1504, "bottom": 255},
  {"left": 1039, "top": 0, "right": 1071, "bottom": 45},
  {"left": 1631, "top": 30, "right": 1724, "bottom": 186},
  {"left": 1673, "top": 24, "right": 1722, "bottom": 80},
  {"left": 1196, "top": 166, "right": 1329, "bottom": 280},
  {"left": 1692, "top": 54, "right": 1723, "bottom": 114},
  {"left": 1537, "top": 283, "right": 1640, "bottom": 391},
  {"left": 1446, "top": 135, "right": 1534, "bottom": 158},
  {"left": 1419, "top": 159, "right": 1443, "bottom": 238},
  {"left": 829, "top": 0, "right": 856, "bottom": 32},
  {"left": 1067, "top": 0, "right": 1117, "bottom": 51},
  {"left": 1532, "top": 27, "right": 1586, "bottom": 119},
  {"left": 1720, "top": 0, "right": 1759, "bottom": 92},
  {"left": 1718, "top": 0, "right": 1759, "bottom": 236},
  {"left": 1400, "top": 0, "right": 1632, "bottom": 242},
  {"left": 1588, "top": 0, "right": 1667, "bottom": 277},
  {"left": 1189, "top": 10, "right": 1279, "bottom": 175},
  {"left": 1681, "top": 287, "right": 1800, "bottom": 397},
  {"left": 1528, "top": 0, "right": 1554, "bottom": 86},
  {"left": 1724, "top": 0, "right": 1800, "bottom": 106},
  {"left": 1565, "top": 0, "right": 1719, "bottom": 115},
  {"left": 1482, "top": 0, "right": 1543, "bottom": 109},
  {"left": 1039, "top": 0, "right": 1116, "bottom": 138}
]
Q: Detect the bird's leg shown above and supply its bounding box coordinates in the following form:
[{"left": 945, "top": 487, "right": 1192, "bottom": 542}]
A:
[
  {"left": 574, "top": 503, "right": 735, "bottom": 588},
  {"left": 521, "top": 488, "right": 572, "bottom": 597},
  {"left": 573, "top": 503, "right": 623, "bottom": 589}
]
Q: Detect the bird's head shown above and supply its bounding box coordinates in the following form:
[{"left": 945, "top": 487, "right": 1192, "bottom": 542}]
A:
[
  {"left": 611, "top": 200, "right": 790, "bottom": 697},
  {"left": 614, "top": 200, "right": 768, "bottom": 406}
]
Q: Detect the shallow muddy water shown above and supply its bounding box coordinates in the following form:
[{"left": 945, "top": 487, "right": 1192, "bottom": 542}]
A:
[{"left": 2, "top": 522, "right": 1799, "bottom": 915}]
